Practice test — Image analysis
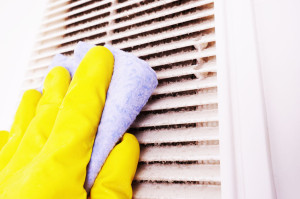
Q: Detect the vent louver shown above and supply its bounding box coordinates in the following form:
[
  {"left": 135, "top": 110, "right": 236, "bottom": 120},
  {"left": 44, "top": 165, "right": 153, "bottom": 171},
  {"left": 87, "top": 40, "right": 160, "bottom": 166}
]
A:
[{"left": 23, "top": 0, "right": 220, "bottom": 198}]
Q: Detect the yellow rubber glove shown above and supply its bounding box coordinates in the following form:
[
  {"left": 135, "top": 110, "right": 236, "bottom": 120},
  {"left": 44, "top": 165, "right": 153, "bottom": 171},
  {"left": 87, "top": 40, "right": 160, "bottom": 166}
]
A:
[
  {"left": 0, "top": 66, "right": 70, "bottom": 184},
  {"left": 0, "top": 89, "right": 41, "bottom": 170},
  {"left": 0, "top": 131, "right": 9, "bottom": 151},
  {"left": 90, "top": 133, "right": 140, "bottom": 199},
  {"left": 0, "top": 46, "right": 114, "bottom": 199}
]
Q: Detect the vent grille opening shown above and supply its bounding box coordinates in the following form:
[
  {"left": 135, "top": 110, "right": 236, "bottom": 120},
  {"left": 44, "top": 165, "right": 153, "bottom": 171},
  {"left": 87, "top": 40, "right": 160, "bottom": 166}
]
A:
[{"left": 24, "top": 0, "right": 220, "bottom": 198}]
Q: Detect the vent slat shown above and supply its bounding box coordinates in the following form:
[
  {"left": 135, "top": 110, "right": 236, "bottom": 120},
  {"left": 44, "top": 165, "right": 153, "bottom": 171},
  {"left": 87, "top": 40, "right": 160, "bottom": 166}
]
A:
[
  {"left": 133, "top": 183, "right": 221, "bottom": 199},
  {"left": 147, "top": 45, "right": 216, "bottom": 68},
  {"left": 43, "top": 0, "right": 113, "bottom": 25},
  {"left": 35, "top": 7, "right": 214, "bottom": 52},
  {"left": 132, "top": 110, "right": 218, "bottom": 128},
  {"left": 135, "top": 164, "right": 220, "bottom": 182},
  {"left": 45, "top": 0, "right": 94, "bottom": 17},
  {"left": 25, "top": 65, "right": 217, "bottom": 91},
  {"left": 156, "top": 60, "right": 216, "bottom": 80},
  {"left": 143, "top": 92, "right": 218, "bottom": 111},
  {"left": 132, "top": 32, "right": 215, "bottom": 57},
  {"left": 22, "top": 81, "right": 43, "bottom": 91},
  {"left": 40, "top": 0, "right": 177, "bottom": 40},
  {"left": 27, "top": 63, "right": 49, "bottom": 72},
  {"left": 153, "top": 76, "right": 217, "bottom": 95},
  {"left": 28, "top": 45, "right": 215, "bottom": 73},
  {"left": 136, "top": 127, "right": 218, "bottom": 144},
  {"left": 30, "top": 19, "right": 214, "bottom": 63},
  {"left": 25, "top": 58, "right": 216, "bottom": 82},
  {"left": 114, "top": 19, "right": 215, "bottom": 49},
  {"left": 24, "top": 62, "right": 217, "bottom": 88},
  {"left": 139, "top": 144, "right": 219, "bottom": 162},
  {"left": 46, "top": 0, "right": 70, "bottom": 9},
  {"left": 39, "top": 0, "right": 211, "bottom": 44},
  {"left": 24, "top": 72, "right": 45, "bottom": 81}
]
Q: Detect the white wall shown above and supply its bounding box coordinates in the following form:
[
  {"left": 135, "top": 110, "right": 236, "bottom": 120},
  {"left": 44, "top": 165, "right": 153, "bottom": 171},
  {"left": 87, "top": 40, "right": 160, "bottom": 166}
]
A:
[
  {"left": 253, "top": 1, "right": 300, "bottom": 198},
  {"left": 0, "top": 0, "right": 46, "bottom": 130},
  {"left": 215, "top": 0, "right": 276, "bottom": 198},
  {"left": 216, "top": 0, "right": 300, "bottom": 198}
]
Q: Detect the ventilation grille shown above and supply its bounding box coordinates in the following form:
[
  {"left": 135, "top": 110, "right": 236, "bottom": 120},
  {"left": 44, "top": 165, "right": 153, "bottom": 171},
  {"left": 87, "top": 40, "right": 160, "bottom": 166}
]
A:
[{"left": 23, "top": 0, "right": 220, "bottom": 198}]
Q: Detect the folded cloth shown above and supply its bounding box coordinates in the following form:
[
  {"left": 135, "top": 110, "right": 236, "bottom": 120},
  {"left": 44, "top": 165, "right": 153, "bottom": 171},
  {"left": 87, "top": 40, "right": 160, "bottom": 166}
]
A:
[
  {"left": 41, "top": 42, "right": 158, "bottom": 192},
  {"left": 73, "top": 42, "right": 158, "bottom": 192},
  {"left": 38, "top": 53, "right": 77, "bottom": 92}
]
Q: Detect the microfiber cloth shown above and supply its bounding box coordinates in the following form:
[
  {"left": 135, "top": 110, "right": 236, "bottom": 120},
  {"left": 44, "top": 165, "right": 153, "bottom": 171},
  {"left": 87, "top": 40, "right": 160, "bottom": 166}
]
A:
[
  {"left": 74, "top": 42, "right": 158, "bottom": 192},
  {"left": 41, "top": 42, "right": 158, "bottom": 192},
  {"left": 37, "top": 53, "right": 77, "bottom": 92}
]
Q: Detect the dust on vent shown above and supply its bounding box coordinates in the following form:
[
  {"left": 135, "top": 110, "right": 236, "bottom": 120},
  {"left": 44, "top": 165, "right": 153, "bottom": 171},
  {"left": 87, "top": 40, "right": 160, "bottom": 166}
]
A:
[{"left": 23, "top": 0, "right": 220, "bottom": 198}]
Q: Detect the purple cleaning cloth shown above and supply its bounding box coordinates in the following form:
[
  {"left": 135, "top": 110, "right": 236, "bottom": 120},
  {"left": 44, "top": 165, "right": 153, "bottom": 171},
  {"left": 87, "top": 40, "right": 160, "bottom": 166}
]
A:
[{"left": 73, "top": 42, "right": 158, "bottom": 192}]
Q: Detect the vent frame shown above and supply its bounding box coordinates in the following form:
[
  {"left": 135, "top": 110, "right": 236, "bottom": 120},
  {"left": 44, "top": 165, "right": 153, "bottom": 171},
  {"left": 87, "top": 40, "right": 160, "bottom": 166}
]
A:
[{"left": 24, "top": 1, "right": 221, "bottom": 198}]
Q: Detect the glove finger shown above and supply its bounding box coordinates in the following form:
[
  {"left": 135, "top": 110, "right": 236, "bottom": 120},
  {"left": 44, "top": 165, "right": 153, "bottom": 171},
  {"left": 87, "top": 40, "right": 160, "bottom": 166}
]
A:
[
  {"left": 0, "top": 131, "right": 9, "bottom": 151},
  {"left": 0, "top": 66, "right": 70, "bottom": 182},
  {"left": 1, "top": 46, "right": 114, "bottom": 199},
  {"left": 0, "top": 89, "right": 41, "bottom": 171},
  {"left": 90, "top": 133, "right": 140, "bottom": 199}
]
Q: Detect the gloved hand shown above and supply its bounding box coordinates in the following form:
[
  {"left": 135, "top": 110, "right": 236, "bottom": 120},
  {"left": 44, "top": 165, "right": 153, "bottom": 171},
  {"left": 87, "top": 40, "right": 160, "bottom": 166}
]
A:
[
  {"left": 0, "top": 129, "right": 139, "bottom": 199},
  {"left": 89, "top": 133, "right": 139, "bottom": 199},
  {"left": 0, "top": 46, "right": 119, "bottom": 199},
  {"left": 0, "top": 131, "right": 9, "bottom": 151},
  {"left": 0, "top": 46, "right": 140, "bottom": 199},
  {"left": 0, "top": 89, "right": 41, "bottom": 166}
]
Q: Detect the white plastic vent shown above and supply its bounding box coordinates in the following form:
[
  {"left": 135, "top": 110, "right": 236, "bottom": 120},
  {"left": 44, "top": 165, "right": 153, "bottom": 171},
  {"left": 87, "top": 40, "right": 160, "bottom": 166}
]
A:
[{"left": 23, "top": 0, "right": 220, "bottom": 198}]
